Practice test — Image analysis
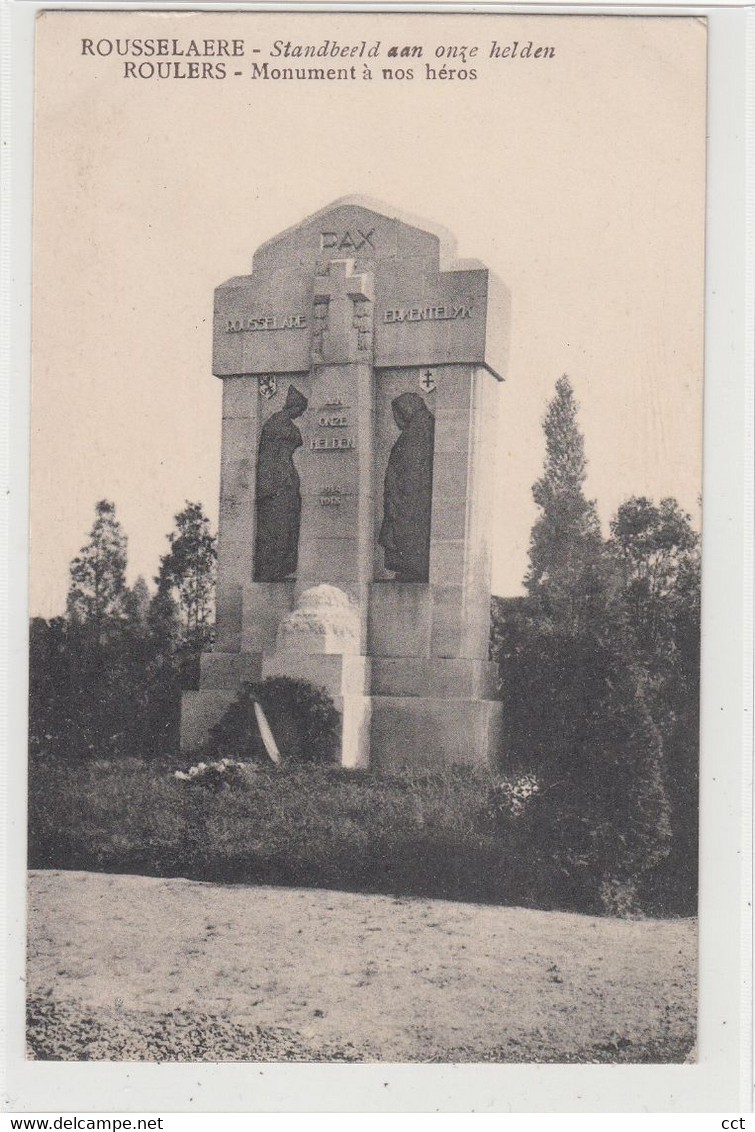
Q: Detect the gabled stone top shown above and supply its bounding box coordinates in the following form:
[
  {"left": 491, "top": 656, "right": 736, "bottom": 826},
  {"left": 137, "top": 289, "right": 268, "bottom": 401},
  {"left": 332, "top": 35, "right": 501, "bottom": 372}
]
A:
[{"left": 251, "top": 197, "right": 446, "bottom": 277}]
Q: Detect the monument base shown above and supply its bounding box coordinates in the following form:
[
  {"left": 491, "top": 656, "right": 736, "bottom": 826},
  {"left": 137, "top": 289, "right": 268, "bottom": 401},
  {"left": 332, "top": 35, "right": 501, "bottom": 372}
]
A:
[
  {"left": 180, "top": 686, "right": 237, "bottom": 753},
  {"left": 369, "top": 696, "right": 503, "bottom": 773},
  {"left": 180, "top": 653, "right": 501, "bottom": 772},
  {"left": 180, "top": 666, "right": 373, "bottom": 769}
]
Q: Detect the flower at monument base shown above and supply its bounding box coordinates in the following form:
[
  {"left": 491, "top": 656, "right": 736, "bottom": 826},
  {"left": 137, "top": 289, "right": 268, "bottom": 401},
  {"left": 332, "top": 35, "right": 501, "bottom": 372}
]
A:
[
  {"left": 172, "top": 757, "right": 252, "bottom": 790},
  {"left": 485, "top": 773, "right": 541, "bottom": 823}
]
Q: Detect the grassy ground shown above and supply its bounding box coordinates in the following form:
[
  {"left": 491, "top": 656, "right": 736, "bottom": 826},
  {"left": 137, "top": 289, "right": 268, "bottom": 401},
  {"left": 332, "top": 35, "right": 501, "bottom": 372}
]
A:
[
  {"left": 29, "top": 756, "right": 555, "bottom": 909},
  {"left": 27, "top": 870, "right": 697, "bottom": 1064},
  {"left": 29, "top": 753, "right": 693, "bottom": 915}
]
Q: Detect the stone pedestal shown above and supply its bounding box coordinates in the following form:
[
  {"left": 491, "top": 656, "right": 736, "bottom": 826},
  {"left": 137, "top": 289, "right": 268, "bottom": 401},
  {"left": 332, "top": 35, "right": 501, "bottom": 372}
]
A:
[{"left": 181, "top": 197, "right": 509, "bottom": 770}]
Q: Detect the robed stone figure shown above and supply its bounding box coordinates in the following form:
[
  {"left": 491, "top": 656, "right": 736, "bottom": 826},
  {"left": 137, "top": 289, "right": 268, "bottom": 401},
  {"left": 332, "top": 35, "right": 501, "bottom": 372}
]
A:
[
  {"left": 254, "top": 384, "right": 308, "bottom": 582},
  {"left": 379, "top": 392, "right": 435, "bottom": 583}
]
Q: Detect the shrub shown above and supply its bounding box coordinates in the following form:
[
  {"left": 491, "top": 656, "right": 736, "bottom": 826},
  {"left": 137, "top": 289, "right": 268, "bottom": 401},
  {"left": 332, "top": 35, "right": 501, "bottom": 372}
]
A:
[
  {"left": 28, "top": 615, "right": 181, "bottom": 762},
  {"left": 206, "top": 676, "right": 340, "bottom": 766},
  {"left": 493, "top": 600, "right": 673, "bottom": 914}
]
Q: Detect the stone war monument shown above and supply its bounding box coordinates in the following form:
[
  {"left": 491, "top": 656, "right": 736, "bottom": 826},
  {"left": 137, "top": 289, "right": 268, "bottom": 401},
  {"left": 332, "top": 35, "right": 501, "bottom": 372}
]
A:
[{"left": 181, "top": 197, "right": 509, "bottom": 770}]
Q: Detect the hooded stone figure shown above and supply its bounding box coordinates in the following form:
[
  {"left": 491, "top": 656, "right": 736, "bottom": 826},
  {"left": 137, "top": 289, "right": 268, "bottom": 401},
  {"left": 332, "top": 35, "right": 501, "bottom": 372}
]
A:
[
  {"left": 378, "top": 392, "right": 435, "bottom": 583},
  {"left": 254, "top": 384, "right": 308, "bottom": 581}
]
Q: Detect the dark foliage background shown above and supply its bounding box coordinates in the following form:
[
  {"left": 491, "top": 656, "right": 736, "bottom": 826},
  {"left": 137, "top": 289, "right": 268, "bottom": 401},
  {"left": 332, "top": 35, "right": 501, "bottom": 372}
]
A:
[
  {"left": 490, "top": 378, "right": 699, "bottom": 915},
  {"left": 30, "top": 500, "right": 216, "bottom": 761}
]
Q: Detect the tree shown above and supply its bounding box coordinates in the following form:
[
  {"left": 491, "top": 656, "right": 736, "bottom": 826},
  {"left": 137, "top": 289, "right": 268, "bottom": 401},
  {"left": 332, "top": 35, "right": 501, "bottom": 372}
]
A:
[
  {"left": 491, "top": 378, "right": 673, "bottom": 912},
  {"left": 609, "top": 496, "right": 701, "bottom": 909},
  {"left": 32, "top": 508, "right": 190, "bottom": 762},
  {"left": 66, "top": 500, "right": 127, "bottom": 631},
  {"left": 525, "top": 376, "right": 607, "bottom": 632},
  {"left": 28, "top": 616, "right": 73, "bottom": 758},
  {"left": 38, "top": 500, "right": 130, "bottom": 759},
  {"left": 122, "top": 575, "right": 151, "bottom": 631},
  {"left": 155, "top": 502, "right": 217, "bottom": 649},
  {"left": 609, "top": 496, "right": 699, "bottom": 655}
]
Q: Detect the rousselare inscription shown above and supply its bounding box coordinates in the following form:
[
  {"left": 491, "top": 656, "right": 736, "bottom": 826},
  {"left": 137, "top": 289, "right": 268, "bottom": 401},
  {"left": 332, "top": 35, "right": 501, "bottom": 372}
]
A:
[{"left": 227, "top": 313, "right": 307, "bottom": 333}]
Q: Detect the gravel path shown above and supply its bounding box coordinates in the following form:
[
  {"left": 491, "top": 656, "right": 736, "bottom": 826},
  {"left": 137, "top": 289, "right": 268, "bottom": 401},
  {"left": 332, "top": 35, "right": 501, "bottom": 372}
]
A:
[
  {"left": 27, "top": 870, "right": 697, "bottom": 1063},
  {"left": 26, "top": 998, "right": 361, "bottom": 1062}
]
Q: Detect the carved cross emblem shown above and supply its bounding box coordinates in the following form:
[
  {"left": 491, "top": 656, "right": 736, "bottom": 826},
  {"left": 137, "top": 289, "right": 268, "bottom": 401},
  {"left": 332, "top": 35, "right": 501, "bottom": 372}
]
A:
[
  {"left": 419, "top": 368, "right": 437, "bottom": 393},
  {"left": 313, "top": 258, "right": 374, "bottom": 363},
  {"left": 258, "top": 375, "right": 277, "bottom": 400}
]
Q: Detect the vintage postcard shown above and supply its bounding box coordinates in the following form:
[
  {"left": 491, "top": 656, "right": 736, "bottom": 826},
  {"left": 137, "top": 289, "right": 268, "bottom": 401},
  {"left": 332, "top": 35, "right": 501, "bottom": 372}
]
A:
[{"left": 4, "top": 1, "right": 751, "bottom": 1115}]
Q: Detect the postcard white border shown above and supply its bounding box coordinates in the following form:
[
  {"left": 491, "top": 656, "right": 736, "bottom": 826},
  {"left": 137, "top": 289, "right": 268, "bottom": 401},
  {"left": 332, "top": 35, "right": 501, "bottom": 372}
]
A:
[{"left": 2, "top": 0, "right": 752, "bottom": 1114}]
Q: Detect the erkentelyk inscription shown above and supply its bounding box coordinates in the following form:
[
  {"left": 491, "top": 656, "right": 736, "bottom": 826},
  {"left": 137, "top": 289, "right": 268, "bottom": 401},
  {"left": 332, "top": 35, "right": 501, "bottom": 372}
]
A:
[
  {"left": 227, "top": 314, "right": 307, "bottom": 333},
  {"left": 383, "top": 304, "right": 472, "bottom": 323}
]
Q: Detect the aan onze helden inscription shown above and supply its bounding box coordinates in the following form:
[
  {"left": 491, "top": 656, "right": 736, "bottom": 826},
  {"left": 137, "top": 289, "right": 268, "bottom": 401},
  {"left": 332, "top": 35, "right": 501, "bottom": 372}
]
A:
[{"left": 312, "top": 402, "right": 355, "bottom": 458}]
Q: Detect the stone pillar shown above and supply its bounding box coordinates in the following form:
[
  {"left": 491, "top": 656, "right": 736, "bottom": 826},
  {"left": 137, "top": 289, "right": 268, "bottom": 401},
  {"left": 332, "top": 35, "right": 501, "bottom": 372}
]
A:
[
  {"left": 215, "top": 376, "right": 258, "bottom": 653},
  {"left": 295, "top": 259, "right": 375, "bottom": 637},
  {"left": 429, "top": 363, "right": 499, "bottom": 662},
  {"left": 262, "top": 584, "right": 371, "bottom": 770},
  {"left": 258, "top": 257, "right": 376, "bottom": 768},
  {"left": 367, "top": 362, "right": 503, "bottom": 773}
]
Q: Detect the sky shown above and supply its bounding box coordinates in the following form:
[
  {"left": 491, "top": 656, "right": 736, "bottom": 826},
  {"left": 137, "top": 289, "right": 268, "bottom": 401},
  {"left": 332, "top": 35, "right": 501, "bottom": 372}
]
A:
[{"left": 29, "top": 11, "right": 706, "bottom": 616}]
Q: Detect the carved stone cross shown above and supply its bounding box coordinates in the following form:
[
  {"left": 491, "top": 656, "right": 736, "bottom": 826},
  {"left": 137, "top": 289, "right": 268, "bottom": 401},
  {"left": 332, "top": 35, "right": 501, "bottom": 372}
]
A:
[
  {"left": 420, "top": 368, "right": 437, "bottom": 393},
  {"left": 313, "top": 258, "right": 374, "bottom": 364}
]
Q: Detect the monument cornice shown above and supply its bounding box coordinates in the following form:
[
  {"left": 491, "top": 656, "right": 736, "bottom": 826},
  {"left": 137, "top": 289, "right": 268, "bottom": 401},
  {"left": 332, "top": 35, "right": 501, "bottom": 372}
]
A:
[{"left": 212, "top": 198, "right": 508, "bottom": 382}]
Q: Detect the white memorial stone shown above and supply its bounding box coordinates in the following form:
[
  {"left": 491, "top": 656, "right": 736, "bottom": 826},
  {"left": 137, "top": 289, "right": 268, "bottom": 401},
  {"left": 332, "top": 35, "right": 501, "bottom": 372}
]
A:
[{"left": 275, "top": 585, "right": 360, "bottom": 655}]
